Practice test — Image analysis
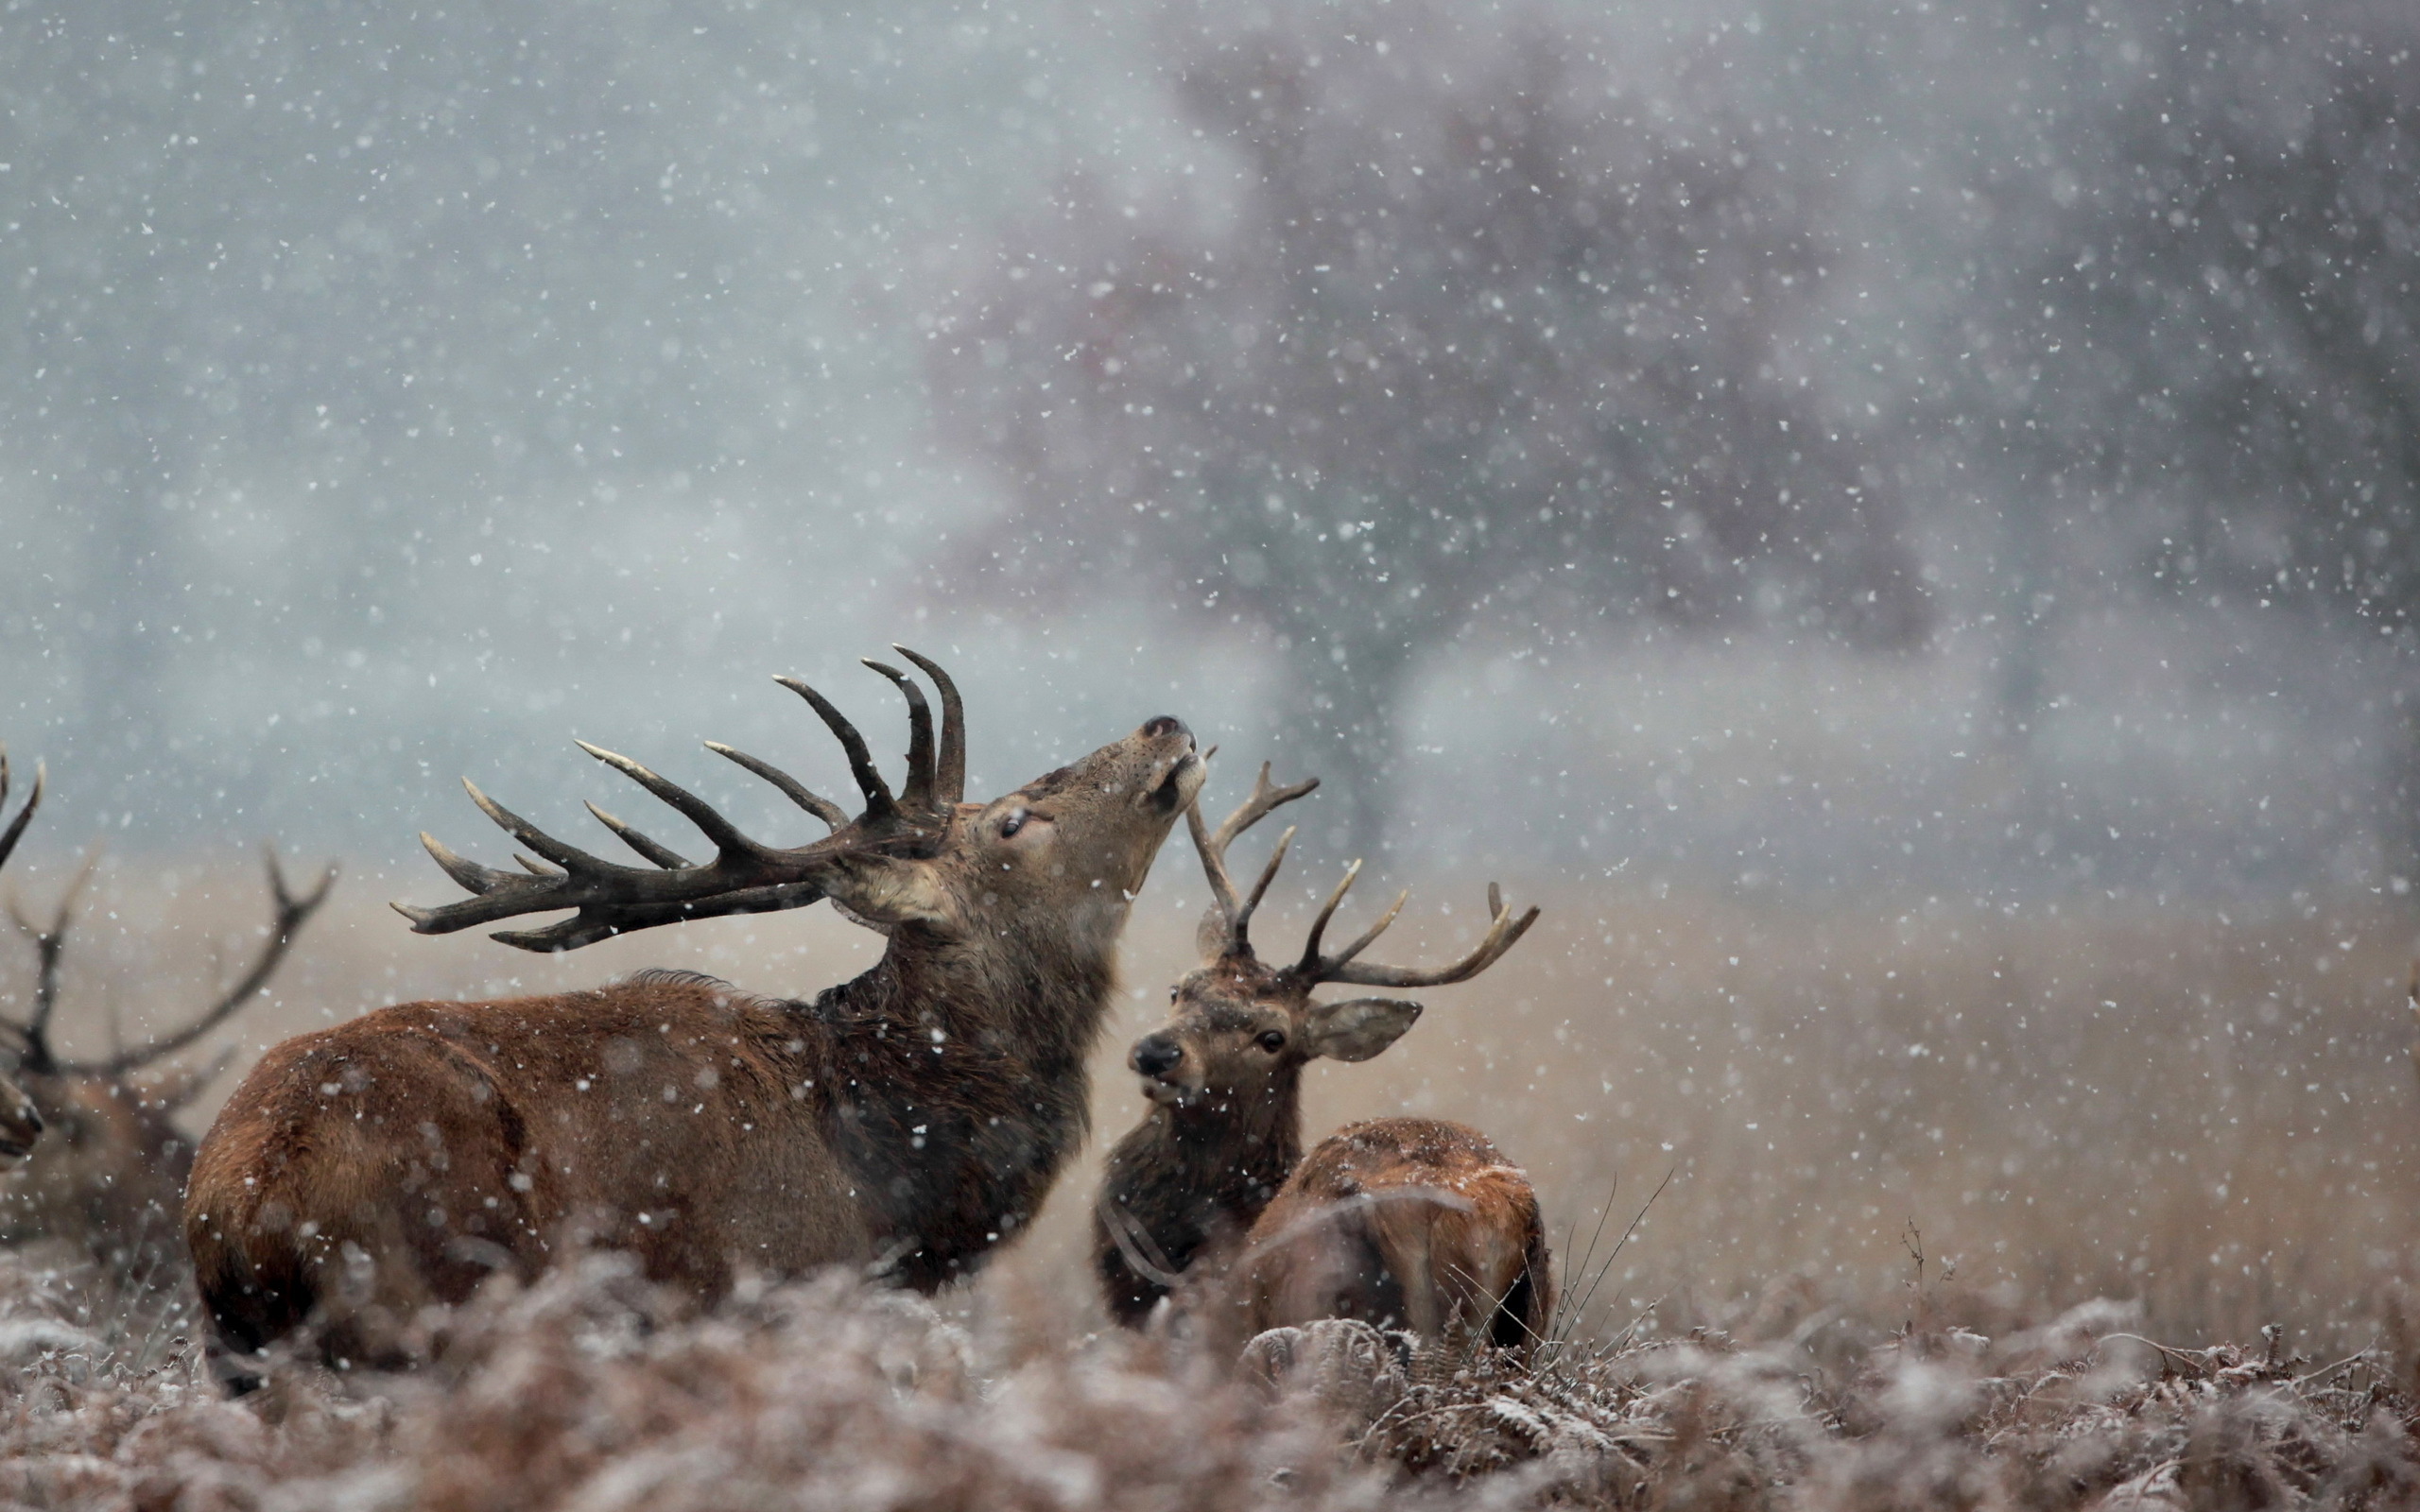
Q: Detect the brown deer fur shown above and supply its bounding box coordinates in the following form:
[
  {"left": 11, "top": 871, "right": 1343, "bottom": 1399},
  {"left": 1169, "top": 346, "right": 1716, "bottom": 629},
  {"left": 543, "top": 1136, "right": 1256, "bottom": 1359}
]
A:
[
  {"left": 188, "top": 666, "right": 1200, "bottom": 1380},
  {"left": 1094, "top": 768, "right": 1549, "bottom": 1357},
  {"left": 1236, "top": 1118, "right": 1550, "bottom": 1352}
]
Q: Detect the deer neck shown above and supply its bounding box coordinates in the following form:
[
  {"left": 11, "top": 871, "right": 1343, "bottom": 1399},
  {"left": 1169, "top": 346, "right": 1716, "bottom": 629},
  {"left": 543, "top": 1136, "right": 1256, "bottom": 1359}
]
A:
[
  {"left": 1114, "top": 1071, "right": 1305, "bottom": 1250},
  {"left": 794, "top": 904, "right": 1126, "bottom": 1290}
]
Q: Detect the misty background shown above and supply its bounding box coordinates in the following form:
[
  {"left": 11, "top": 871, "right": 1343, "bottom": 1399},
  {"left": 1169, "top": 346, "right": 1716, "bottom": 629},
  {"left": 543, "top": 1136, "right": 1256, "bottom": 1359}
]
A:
[{"left": 1, "top": 0, "right": 2413, "bottom": 909}]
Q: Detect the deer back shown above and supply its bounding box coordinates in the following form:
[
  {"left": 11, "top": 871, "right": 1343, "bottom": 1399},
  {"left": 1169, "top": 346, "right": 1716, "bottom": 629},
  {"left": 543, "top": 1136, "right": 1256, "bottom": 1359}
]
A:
[{"left": 1235, "top": 1117, "right": 1552, "bottom": 1356}]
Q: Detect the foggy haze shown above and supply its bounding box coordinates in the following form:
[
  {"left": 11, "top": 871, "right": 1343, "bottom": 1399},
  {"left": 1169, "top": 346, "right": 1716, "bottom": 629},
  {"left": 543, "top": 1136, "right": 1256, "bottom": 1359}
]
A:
[{"left": 1, "top": 0, "right": 2411, "bottom": 905}]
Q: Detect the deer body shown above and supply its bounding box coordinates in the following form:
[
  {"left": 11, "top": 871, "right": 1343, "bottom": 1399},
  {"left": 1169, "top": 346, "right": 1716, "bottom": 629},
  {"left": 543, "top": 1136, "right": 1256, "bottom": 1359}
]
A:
[
  {"left": 188, "top": 654, "right": 1200, "bottom": 1378},
  {"left": 1094, "top": 767, "right": 1550, "bottom": 1357},
  {"left": 1239, "top": 1118, "right": 1548, "bottom": 1350}
]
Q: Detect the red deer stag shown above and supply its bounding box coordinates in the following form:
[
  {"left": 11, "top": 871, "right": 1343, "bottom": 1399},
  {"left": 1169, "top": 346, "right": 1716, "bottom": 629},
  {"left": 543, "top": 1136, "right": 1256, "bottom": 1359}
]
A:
[
  {"left": 187, "top": 649, "right": 1201, "bottom": 1383},
  {"left": 1094, "top": 766, "right": 1549, "bottom": 1358},
  {"left": 0, "top": 745, "right": 336, "bottom": 1275}
]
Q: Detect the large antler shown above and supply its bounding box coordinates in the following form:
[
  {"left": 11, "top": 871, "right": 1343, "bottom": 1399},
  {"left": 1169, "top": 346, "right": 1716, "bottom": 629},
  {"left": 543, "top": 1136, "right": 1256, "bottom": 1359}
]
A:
[
  {"left": 1293, "top": 874, "right": 1540, "bottom": 989},
  {"left": 396, "top": 647, "right": 967, "bottom": 952},
  {"left": 4, "top": 850, "right": 335, "bottom": 1077},
  {"left": 60, "top": 849, "right": 337, "bottom": 1077},
  {"left": 1187, "top": 761, "right": 1319, "bottom": 960},
  {"left": 0, "top": 742, "right": 336, "bottom": 1075}
]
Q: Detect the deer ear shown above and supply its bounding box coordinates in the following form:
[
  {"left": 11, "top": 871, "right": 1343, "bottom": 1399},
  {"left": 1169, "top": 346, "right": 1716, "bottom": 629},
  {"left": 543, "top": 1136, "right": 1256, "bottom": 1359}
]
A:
[
  {"left": 1300, "top": 997, "right": 1423, "bottom": 1063},
  {"left": 821, "top": 856, "right": 957, "bottom": 935}
]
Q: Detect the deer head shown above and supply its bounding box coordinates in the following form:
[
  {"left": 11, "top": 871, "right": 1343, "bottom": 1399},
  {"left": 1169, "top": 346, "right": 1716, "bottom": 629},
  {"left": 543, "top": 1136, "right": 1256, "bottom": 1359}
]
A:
[
  {"left": 397, "top": 647, "right": 1203, "bottom": 953},
  {"left": 1127, "top": 765, "right": 1540, "bottom": 1125}
]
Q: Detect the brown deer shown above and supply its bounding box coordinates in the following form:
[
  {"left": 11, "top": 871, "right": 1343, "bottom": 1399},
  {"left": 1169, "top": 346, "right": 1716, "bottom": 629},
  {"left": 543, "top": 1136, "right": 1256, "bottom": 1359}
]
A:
[
  {"left": 1094, "top": 766, "right": 1550, "bottom": 1358},
  {"left": 186, "top": 649, "right": 1202, "bottom": 1382},
  {"left": 0, "top": 745, "right": 336, "bottom": 1276}
]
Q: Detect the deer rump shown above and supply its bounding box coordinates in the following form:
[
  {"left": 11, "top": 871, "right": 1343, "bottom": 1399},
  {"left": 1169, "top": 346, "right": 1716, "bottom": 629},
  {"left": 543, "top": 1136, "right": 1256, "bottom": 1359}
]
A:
[{"left": 1235, "top": 1119, "right": 1552, "bottom": 1353}]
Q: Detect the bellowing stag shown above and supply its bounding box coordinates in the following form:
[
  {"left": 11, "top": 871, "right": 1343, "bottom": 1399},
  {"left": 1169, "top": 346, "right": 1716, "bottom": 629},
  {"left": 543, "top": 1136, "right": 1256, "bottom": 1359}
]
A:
[
  {"left": 186, "top": 649, "right": 1202, "bottom": 1383},
  {"left": 1095, "top": 766, "right": 1550, "bottom": 1356},
  {"left": 0, "top": 747, "right": 336, "bottom": 1275}
]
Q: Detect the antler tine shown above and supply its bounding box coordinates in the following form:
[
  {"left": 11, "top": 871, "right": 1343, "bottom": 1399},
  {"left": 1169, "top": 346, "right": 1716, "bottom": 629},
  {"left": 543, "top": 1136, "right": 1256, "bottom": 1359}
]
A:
[
  {"left": 584, "top": 801, "right": 694, "bottom": 869},
  {"left": 68, "top": 849, "right": 337, "bottom": 1077},
  {"left": 1235, "top": 825, "right": 1297, "bottom": 941},
  {"left": 575, "top": 741, "right": 769, "bottom": 861},
  {"left": 1316, "top": 885, "right": 1544, "bottom": 989},
  {"left": 1323, "top": 886, "right": 1411, "bottom": 971},
  {"left": 1211, "top": 763, "right": 1320, "bottom": 855},
  {"left": 1188, "top": 763, "right": 1319, "bottom": 958},
  {"left": 775, "top": 677, "right": 896, "bottom": 817},
  {"left": 462, "top": 778, "right": 620, "bottom": 873},
  {"left": 1295, "top": 859, "right": 1363, "bottom": 974},
  {"left": 1184, "top": 799, "right": 1241, "bottom": 924},
  {"left": 267, "top": 847, "right": 340, "bottom": 928},
  {"left": 890, "top": 646, "right": 965, "bottom": 804},
  {"left": 0, "top": 755, "right": 43, "bottom": 874},
  {"left": 703, "top": 743, "right": 849, "bottom": 829},
  {"left": 10, "top": 849, "right": 99, "bottom": 1070},
  {"left": 414, "top": 832, "right": 513, "bottom": 896},
  {"left": 860, "top": 660, "right": 937, "bottom": 812}
]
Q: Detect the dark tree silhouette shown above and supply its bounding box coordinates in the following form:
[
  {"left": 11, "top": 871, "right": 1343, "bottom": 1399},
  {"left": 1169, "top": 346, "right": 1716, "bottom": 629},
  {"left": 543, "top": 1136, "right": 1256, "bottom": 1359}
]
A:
[{"left": 929, "top": 4, "right": 1927, "bottom": 853}]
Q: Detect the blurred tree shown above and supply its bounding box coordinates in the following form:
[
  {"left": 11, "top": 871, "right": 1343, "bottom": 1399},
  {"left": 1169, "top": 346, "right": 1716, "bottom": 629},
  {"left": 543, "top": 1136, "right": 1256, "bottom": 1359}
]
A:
[
  {"left": 1964, "top": 0, "right": 2420, "bottom": 828},
  {"left": 929, "top": 4, "right": 1927, "bottom": 854}
]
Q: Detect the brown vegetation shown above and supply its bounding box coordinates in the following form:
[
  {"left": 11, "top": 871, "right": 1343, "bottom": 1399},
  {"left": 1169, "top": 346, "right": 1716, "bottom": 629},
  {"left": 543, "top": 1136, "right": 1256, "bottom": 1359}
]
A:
[
  {"left": 0, "top": 860, "right": 2411, "bottom": 1503},
  {"left": 1, "top": 1246, "right": 2417, "bottom": 1509}
]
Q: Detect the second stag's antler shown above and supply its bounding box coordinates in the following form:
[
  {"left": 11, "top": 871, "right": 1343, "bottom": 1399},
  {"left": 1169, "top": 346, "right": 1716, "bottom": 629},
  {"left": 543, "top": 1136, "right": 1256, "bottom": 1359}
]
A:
[
  {"left": 397, "top": 646, "right": 967, "bottom": 952},
  {"left": 1187, "top": 765, "right": 1540, "bottom": 987},
  {"left": 0, "top": 744, "right": 337, "bottom": 1078}
]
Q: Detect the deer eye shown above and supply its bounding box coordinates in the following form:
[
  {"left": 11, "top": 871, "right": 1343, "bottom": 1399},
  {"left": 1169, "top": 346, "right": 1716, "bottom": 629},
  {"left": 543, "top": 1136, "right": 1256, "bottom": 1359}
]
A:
[
  {"left": 1256, "top": 1030, "right": 1286, "bottom": 1054},
  {"left": 999, "top": 808, "right": 1028, "bottom": 838}
]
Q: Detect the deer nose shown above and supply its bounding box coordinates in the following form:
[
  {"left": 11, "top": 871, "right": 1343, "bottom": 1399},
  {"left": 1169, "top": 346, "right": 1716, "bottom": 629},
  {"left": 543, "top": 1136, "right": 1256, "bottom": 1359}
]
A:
[
  {"left": 1131, "top": 1034, "right": 1184, "bottom": 1079},
  {"left": 1140, "top": 715, "right": 1188, "bottom": 741}
]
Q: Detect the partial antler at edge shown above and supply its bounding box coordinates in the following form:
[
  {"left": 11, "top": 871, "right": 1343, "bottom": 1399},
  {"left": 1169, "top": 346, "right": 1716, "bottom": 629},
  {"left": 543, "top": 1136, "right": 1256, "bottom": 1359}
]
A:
[
  {"left": 1301, "top": 879, "right": 1542, "bottom": 989},
  {"left": 62, "top": 849, "right": 338, "bottom": 1077}
]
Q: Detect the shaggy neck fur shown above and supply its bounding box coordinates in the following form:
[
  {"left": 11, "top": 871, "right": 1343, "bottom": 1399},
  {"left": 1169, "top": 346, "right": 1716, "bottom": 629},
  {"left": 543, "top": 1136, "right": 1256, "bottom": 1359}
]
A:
[
  {"left": 1095, "top": 1069, "right": 1305, "bottom": 1326},
  {"left": 791, "top": 904, "right": 1126, "bottom": 1292}
]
